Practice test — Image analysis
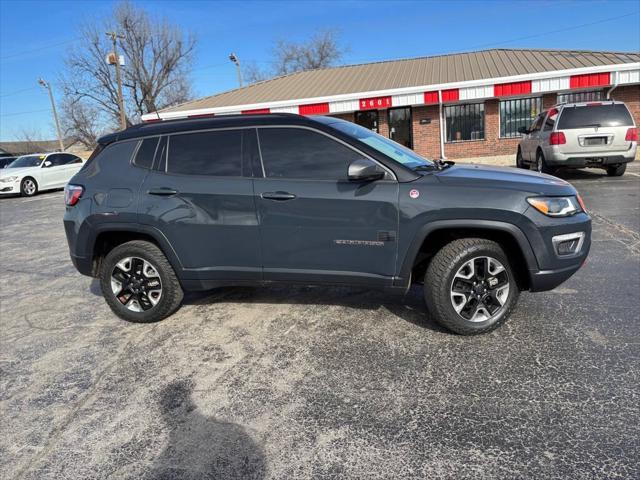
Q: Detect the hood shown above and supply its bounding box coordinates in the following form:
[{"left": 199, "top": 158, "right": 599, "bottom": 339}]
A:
[
  {"left": 0, "top": 166, "right": 38, "bottom": 178},
  {"left": 433, "top": 164, "right": 576, "bottom": 196}
]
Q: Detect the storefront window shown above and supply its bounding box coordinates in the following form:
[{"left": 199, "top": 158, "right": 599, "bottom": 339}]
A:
[
  {"left": 445, "top": 103, "right": 484, "bottom": 142},
  {"left": 500, "top": 97, "right": 542, "bottom": 138},
  {"left": 557, "top": 90, "right": 603, "bottom": 104}
]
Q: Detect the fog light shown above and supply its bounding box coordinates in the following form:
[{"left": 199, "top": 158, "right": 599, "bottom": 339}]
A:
[{"left": 552, "top": 232, "right": 585, "bottom": 257}]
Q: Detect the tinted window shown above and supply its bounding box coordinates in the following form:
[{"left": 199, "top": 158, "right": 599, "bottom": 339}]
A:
[
  {"left": 168, "top": 130, "right": 242, "bottom": 176},
  {"left": 530, "top": 114, "right": 544, "bottom": 133},
  {"left": 60, "top": 153, "right": 82, "bottom": 164},
  {"left": 544, "top": 108, "right": 558, "bottom": 131},
  {"left": 258, "top": 128, "right": 363, "bottom": 179},
  {"left": 557, "top": 104, "right": 633, "bottom": 129},
  {"left": 83, "top": 141, "right": 137, "bottom": 177},
  {"left": 134, "top": 137, "right": 159, "bottom": 169},
  {"left": 47, "top": 154, "right": 66, "bottom": 166}
]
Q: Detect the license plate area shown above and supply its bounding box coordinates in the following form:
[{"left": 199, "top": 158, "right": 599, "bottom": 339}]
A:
[{"left": 583, "top": 137, "right": 606, "bottom": 146}]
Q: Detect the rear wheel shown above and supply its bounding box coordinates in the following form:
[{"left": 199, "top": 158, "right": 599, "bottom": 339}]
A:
[
  {"left": 516, "top": 149, "right": 526, "bottom": 169},
  {"left": 100, "top": 240, "right": 183, "bottom": 323},
  {"left": 20, "top": 177, "right": 38, "bottom": 197},
  {"left": 606, "top": 163, "right": 626, "bottom": 177},
  {"left": 535, "top": 151, "right": 555, "bottom": 175},
  {"left": 424, "top": 238, "right": 520, "bottom": 335}
]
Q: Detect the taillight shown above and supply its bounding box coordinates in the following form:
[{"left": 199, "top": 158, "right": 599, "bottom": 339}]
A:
[
  {"left": 65, "top": 184, "right": 84, "bottom": 206},
  {"left": 625, "top": 127, "right": 638, "bottom": 142},
  {"left": 549, "top": 132, "right": 566, "bottom": 145}
]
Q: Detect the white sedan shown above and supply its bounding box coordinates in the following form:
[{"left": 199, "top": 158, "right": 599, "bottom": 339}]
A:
[{"left": 0, "top": 152, "right": 84, "bottom": 197}]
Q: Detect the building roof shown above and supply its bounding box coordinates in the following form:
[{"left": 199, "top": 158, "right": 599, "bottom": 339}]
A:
[
  {"left": 0, "top": 139, "right": 79, "bottom": 155},
  {"left": 160, "top": 48, "right": 639, "bottom": 115}
]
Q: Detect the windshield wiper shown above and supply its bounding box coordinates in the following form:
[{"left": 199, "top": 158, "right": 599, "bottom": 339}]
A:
[{"left": 412, "top": 164, "right": 439, "bottom": 172}]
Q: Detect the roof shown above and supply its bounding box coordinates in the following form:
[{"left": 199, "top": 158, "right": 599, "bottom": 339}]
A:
[{"left": 161, "top": 48, "right": 640, "bottom": 114}]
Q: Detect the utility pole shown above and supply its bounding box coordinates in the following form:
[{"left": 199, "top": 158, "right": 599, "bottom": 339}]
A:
[
  {"left": 106, "top": 31, "right": 127, "bottom": 130},
  {"left": 38, "top": 79, "right": 64, "bottom": 152},
  {"left": 229, "top": 53, "right": 243, "bottom": 88}
]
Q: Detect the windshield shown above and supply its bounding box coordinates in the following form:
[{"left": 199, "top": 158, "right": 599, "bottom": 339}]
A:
[
  {"left": 8, "top": 155, "right": 44, "bottom": 168},
  {"left": 330, "top": 121, "right": 434, "bottom": 169}
]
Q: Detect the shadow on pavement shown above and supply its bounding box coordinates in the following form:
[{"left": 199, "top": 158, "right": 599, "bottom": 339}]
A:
[
  {"left": 184, "top": 284, "right": 449, "bottom": 334},
  {"left": 147, "top": 379, "right": 266, "bottom": 480}
]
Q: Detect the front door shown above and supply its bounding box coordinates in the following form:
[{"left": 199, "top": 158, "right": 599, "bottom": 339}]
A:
[
  {"left": 253, "top": 126, "right": 399, "bottom": 286},
  {"left": 355, "top": 110, "right": 379, "bottom": 132},
  {"left": 138, "top": 129, "right": 261, "bottom": 280},
  {"left": 40, "top": 153, "right": 70, "bottom": 188},
  {"left": 388, "top": 107, "right": 413, "bottom": 149}
]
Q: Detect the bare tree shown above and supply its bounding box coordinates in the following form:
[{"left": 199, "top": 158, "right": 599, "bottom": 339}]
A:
[
  {"left": 60, "top": 98, "right": 103, "bottom": 150},
  {"left": 60, "top": 1, "right": 195, "bottom": 143},
  {"left": 245, "top": 29, "right": 345, "bottom": 84},
  {"left": 16, "top": 128, "right": 49, "bottom": 154}
]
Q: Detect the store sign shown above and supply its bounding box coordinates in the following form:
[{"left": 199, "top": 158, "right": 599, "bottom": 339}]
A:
[{"left": 359, "top": 96, "right": 392, "bottom": 110}]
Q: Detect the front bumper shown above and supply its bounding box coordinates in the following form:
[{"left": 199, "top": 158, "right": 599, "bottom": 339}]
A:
[{"left": 0, "top": 179, "right": 20, "bottom": 194}]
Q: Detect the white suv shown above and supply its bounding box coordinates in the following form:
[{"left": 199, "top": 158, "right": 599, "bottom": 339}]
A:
[
  {"left": 0, "top": 152, "right": 84, "bottom": 197},
  {"left": 516, "top": 101, "right": 637, "bottom": 176}
]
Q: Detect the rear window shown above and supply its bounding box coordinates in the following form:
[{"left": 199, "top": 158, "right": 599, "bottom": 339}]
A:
[
  {"left": 557, "top": 104, "right": 633, "bottom": 129},
  {"left": 167, "top": 130, "right": 242, "bottom": 176}
]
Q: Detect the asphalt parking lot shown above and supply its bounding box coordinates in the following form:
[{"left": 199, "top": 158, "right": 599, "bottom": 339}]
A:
[{"left": 1, "top": 163, "right": 639, "bottom": 479}]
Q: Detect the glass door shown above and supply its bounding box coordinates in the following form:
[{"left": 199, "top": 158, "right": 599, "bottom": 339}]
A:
[
  {"left": 355, "top": 110, "right": 379, "bottom": 132},
  {"left": 388, "top": 107, "right": 413, "bottom": 149}
]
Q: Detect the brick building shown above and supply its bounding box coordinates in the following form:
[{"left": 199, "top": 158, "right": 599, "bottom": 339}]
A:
[{"left": 143, "top": 49, "right": 640, "bottom": 160}]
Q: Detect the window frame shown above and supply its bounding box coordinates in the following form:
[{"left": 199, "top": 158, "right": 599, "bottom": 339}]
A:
[
  {"left": 255, "top": 125, "right": 396, "bottom": 182},
  {"left": 444, "top": 102, "right": 485, "bottom": 143},
  {"left": 498, "top": 96, "right": 542, "bottom": 139},
  {"left": 131, "top": 136, "right": 160, "bottom": 170}
]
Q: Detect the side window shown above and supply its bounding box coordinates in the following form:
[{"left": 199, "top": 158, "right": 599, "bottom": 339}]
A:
[
  {"left": 544, "top": 108, "right": 559, "bottom": 131},
  {"left": 167, "top": 130, "right": 242, "bottom": 176},
  {"left": 46, "top": 154, "right": 65, "bottom": 166},
  {"left": 530, "top": 114, "right": 544, "bottom": 133},
  {"left": 258, "top": 128, "right": 363, "bottom": 179},
  {"left": 82, "top": 140, "right": 137, "bottom": 177},
  {"left": 133, "top": 137, "right": 159, "bottom": 169},
  {"left": 60, "top": 154, "right": 81, "bottom": 164}
]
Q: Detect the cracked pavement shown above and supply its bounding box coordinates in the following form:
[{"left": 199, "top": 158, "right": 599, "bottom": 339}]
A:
[{"left": 1, "top": 163, "right": 639, "bottom": 479}]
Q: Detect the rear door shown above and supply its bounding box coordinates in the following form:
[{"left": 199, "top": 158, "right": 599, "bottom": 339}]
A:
[
  {"left": 138, "top": 128, "right": 261, "bottom": 280},
  {"left": 253, "top": 126, "right": 399, "bottom": 286},
  {"left": 521, "top": 113, "right": 545, "bottom": 161},
  {"left": 556, "top": 103, "right": 635, "bottom": 156},
  {"left": 40, "top": 154, "right": 68, "bottom": 188}
]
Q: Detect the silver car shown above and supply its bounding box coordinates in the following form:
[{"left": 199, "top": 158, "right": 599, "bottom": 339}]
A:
[{"left": 516, "top": 101, "right": 637, "bottom": 176}]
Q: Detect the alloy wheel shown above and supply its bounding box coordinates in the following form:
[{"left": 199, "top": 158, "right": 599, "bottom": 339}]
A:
[
  {"left": 23, "top": 179, "right": 36, "bottom": 195},
  {"left": 110, "top": 257, "right": 162, "bottom": 312},
  {"left": 450, "top": 256, "right": 510, "bottom": 322}
]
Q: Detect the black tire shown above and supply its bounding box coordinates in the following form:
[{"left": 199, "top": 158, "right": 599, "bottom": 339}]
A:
[
  {"left": 100, "top": 240, "right": 183, "bottom": 323},
  {"left": 534, "top": 151, "right": 555, "bottom": 175},
  {"left": 424, "top": 238, "right": 520, "bottom": 335},
  {"left": 516, "top": 148, "right": 527, "bottom": 169},
  {"left": 20, "top": 177, "right": 38, "bottom": 197},
  {"left": 606, "top": 163, "right": 626, "bottom": 177}
]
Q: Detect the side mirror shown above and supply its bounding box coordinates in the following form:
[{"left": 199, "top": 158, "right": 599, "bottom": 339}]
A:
[
  {"left": 348, "top": 158, "right": 385, "bottom": 182},
  {"left": 517, "top": 126, "right": 529, "bottom": 135},
  {"left": 43, "top": 160, "right": 52, "bottom": 167}
]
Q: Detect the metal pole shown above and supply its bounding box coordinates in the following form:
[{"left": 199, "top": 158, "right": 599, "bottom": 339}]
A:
[
  {"left": 39, "top": 79, "right": 64, "bottom": 151},
  {"left": 106, "top": 31, "right": 127, "bottom": 130},
  {"left": 236, "top": 63, "right": 243, "bottom": 88}
]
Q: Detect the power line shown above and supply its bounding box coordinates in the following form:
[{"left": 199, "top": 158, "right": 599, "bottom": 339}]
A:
[
  {"left": 0, "top": 108, "right": 51, "bottom": 118},
  {"left": 0, "top": 37, "right": 82, "bottom": 61},
  {"left": 0, "top": 86, "right": 41, "bottom": 98}
]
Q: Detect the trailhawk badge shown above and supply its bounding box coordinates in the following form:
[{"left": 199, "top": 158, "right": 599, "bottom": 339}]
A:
[{"left": 409, "top": 189, "right": 420, "bottom": 199}]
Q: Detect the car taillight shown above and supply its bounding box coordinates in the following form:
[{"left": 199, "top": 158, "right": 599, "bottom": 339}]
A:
[
  {"left": 625, "top": 127, "right": 638, "bottom": 142},
  {"left": 65, "top": 184, "right": 84, "bottom": 206},
  {"left": 549, "top": 132, "right": 566, "bottom": 145}
]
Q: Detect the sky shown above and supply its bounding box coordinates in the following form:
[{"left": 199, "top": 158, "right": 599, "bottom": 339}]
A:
[{"left": 0, "top": 0, "right": 639, "bottom": 141}]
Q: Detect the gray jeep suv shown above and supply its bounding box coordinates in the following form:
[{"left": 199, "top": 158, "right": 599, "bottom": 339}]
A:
[
  {"left": 517, "top": 101, "right": 637, "bottom": 176},
  {"left": 63, "top": 114, "right": 591, "bottom": 335}
]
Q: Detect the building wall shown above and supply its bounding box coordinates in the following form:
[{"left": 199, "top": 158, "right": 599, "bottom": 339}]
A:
[{"left": 334, "top": 85, "right": 640, "bottom": 160}]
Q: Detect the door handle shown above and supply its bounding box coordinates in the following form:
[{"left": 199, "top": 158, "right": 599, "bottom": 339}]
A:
[
  {"left": 261, "top": 191, "right": 297, "bottom": 201},
  {"left": 148, "top": 188, "right": 178, "bottom": 196}
]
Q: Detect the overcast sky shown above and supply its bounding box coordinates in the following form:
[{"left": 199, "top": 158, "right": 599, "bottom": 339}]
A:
[{"left": 1, "top": 0, "right": 639, "bottom": 141}]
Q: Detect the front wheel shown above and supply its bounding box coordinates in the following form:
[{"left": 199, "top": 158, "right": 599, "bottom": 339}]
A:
[
  {"left": 20, "top": 177, "right": 38, "bottom": 197},
  {"left": 100, "top": 240, "right": 184, "bottom": 323},
  {"left": 424, "top": 238, "right": 520, "bottom": 335},
  {"left": 606, "top": 163, "right": 626, "bottom": 176}
]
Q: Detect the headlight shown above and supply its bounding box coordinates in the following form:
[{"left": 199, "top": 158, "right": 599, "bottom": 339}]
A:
[
  {"left": 527, "top": 196, "right": 583, "bottom": 217},
  {"left": 0, "top": 176, "right": 18, "bottom": 183}
]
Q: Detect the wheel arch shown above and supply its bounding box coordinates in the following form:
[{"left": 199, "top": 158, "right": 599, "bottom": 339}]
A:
[
  {"left": 87, "top": 224, "right": 183, "bottom": 279},
  {"left": 399, "top": 220, "right": 538, "bottom": 291}
]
